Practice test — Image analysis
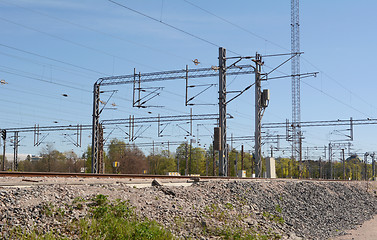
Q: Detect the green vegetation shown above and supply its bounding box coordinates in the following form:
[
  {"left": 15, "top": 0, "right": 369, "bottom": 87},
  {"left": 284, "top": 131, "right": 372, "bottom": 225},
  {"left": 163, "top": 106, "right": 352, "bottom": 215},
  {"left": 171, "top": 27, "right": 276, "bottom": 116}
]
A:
[
  {"left": 201, "top": 203, "right": 281, "bottom": 240},
  {"left": 262, "top": 212, "right": 285, "bottom": 225},
  {"left": 14, "top": 136, "right": 376, "bottom": 181},
  {"left": 78, "top": 195, "right": 173, "bottom": 240},
  {"left": 5, "top": 195, "right": 284, "bottom": 240},
  {"left": 6, "top": 194, "right": 174, "bottom": 240}
]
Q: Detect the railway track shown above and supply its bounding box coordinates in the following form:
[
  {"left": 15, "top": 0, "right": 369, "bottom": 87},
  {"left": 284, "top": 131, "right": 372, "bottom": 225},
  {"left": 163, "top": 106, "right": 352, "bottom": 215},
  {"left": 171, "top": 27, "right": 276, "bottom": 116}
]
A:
[{"left": 0, "top": 171, "right": 354, "bottom": 182}]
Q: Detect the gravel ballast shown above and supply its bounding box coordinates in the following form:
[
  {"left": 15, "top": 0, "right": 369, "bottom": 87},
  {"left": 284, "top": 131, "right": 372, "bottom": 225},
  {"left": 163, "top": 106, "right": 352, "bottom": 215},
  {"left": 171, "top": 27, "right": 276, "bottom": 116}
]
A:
[{"left": 1, "top": 178, "right": 377, "bottom": 239}]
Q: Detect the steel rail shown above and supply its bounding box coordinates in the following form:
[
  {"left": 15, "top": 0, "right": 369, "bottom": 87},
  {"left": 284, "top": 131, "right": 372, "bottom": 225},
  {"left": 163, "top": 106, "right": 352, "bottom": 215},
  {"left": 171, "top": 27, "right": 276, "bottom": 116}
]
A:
[{"left": 0, "top": 171, "right": 354, "bottom": 182}]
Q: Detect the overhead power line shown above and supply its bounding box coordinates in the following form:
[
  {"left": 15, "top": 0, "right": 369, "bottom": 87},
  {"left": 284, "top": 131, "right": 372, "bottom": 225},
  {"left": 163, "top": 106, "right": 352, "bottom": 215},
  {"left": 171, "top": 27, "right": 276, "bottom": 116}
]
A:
[
  {"left": 182, "top": 0, "right": 377, "bottom": 119},
  {"left": 0, "top": 66, "right": 89, "bottom": 92},
  {"left": 0, "top": 0, "right": 193, "bottom": 64},
  {"left": 0, "top": 16, "right": 157, "bottom": 71},
  {"left": 0, "top": 43, "right": 108, "bottom": 76},
  {"left": 107, "top": 0, "right": 239, "bottom": 55},
  {"left": 183, "top": 0, "right": 289, "bottom": 52},
  {"left": 301, "top": 80, "right": 370, "bottom": 118},
  {"left": 301, "top": 58, "right": 377, "bottom": 114}
]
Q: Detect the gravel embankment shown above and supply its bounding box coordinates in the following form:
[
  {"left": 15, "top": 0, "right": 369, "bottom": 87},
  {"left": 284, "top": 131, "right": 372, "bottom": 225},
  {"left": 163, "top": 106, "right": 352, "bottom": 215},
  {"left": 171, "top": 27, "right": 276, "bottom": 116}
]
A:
[{"left": 1, "top": 178, "right": 377, "bottom": 239}]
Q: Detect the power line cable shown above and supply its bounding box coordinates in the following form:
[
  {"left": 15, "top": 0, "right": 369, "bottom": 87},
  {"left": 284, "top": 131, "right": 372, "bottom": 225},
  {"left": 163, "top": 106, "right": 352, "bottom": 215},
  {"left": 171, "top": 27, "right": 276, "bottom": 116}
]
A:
[
  {"left": 0, "top": 50, "right": 99, "bottom": 81},
  {"left": 0, "top": 43, "right": 108, "bottom": 76},
  {"left": 183, "top": 0, "right": 377, "bottom": 117},
  {"left": 0, "top": 0, "right": 195, "bottom": 64},
  {"left": 183, "top": 0, "right": 289, "bottom": 52},
  {"left": 301, "top": 57, "right": 377, "bottom": 113},
  {"left": 301, "top": 80, "right": 370, "bottom": 118},
  {"left": 107, "top": 0, "right": 240, "bottom": 55},
  {"left": 0, "top": 16, "right": 158, "bottom": 71},
  {"left": 0, "top": 66, "right": 89, "bottom": 92}
]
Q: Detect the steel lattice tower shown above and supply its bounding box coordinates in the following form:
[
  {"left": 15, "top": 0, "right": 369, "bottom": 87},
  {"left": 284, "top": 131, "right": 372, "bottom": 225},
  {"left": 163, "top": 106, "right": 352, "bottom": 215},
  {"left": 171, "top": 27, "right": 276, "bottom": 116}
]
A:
[{"left": 291, "top": 0, "right": 301, "bottom": 162}]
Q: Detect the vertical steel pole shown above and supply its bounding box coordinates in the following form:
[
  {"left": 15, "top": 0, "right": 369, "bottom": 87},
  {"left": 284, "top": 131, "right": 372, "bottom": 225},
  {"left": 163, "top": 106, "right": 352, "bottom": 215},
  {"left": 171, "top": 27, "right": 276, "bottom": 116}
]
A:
[
  {"left": 158, "top": 114, "right": 160, "bottom": 137},
  {"left": 185, "top": 141, "right": 188, "bottom": 175},
  {"left": 138, "top": 72, "right": 141, "bottom": 107},
  {"left": 13, "top": 131, "right": 18, "bottom": 171},
  {"left": 299, "top": 133, "right": 303, "bottom": 178},
  {"left": 185, "top": 65, "right": 188, "bottom": 106},
  {"left": 342, "top": 148, "right": 345, "bottom": 180},
  {"left": 98, "top": 124, "right": 104, "bottom": 174},
  {"left": 189, "top": 138, "right": 192, "bottom": 174},
  {"left": 218, "top": 47, "right": 227, "bottom": 176},
  {"left": 212, "top": 140, "right": 215, "bottom": 176},
  {"left": 319, "top": 157, "right": 322, "bottom": 179},
  {"left": 234, "top": 152, "right": 238, "bottom": 177},
  {"left": 133, "top": 68, "right": 136, "bottom": 107},
  {"left": 241, "top": 145, "right": 244, "bottom": 170},
  {"left": 206, "top": 152, "right": 209, "bottom": 176},
  {"left": 190, "top": 108, "right": 193, "bottom": 136},
  {"left": 364, "top": 153, "right": 368, "bottom": 181},
  {"left": 329, "top": 143, "right": 332, "bottom": 179},
  {"left": 255, "top": 53, "right": 263, "bottom": 178},
  {"left": 91, "top": 83, "right": 100, "bottom": 173},
  {"left": 372, "top": 153, "right": 375, "bottom": 181},
  {"left": 2, "top": 133, "right": 6, "bottom": 171}
]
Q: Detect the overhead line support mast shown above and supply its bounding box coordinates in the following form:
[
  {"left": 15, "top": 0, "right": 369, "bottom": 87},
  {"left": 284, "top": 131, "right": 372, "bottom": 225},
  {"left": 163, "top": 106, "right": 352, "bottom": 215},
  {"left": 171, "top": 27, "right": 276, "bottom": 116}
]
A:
[
  {"left": 92, "top": 49, "right": 255, "bottom": 174},
  {"left": 291, "top": 0, "right": 301, "bottom": 172}
]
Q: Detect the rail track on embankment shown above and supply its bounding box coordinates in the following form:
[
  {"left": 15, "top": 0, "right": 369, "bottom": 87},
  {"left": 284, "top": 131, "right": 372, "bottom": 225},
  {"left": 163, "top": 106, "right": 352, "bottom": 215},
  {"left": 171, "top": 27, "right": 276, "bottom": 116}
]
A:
[
  {"left": 1, "top": 171, "right": 377, "bottom": 239},
  {"left": 0, "top": 171, "right": 354, "bottom": 180},
  {"left": 0, "top": 171, "right": 355, "bottom": 189}
]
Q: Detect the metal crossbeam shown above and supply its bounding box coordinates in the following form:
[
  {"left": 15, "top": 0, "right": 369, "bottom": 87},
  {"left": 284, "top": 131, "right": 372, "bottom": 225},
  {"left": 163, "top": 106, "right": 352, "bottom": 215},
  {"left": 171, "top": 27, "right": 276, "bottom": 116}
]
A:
[
  {"left": 101, "top": 113, "right": 223, "bottom": 125},
  {"left": 104, "top": 141, "right": 183, "bottom": 148},
  {"left": 263, "top": 118, "right": 377, "bottom": 128},
  {"left": 97, "top": 64, "right": 254, "bottom": 86},
  {"left": 4, "top": 124, "right": 91, "bottom": 132}
]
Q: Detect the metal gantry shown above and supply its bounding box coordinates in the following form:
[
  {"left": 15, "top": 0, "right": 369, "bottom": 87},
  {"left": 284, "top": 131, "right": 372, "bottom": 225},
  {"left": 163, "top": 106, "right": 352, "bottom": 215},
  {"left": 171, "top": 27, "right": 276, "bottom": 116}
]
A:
[
  {"left": 262, "top": 117, "right": 376, "bottom": 129},
  {"left": 92, "top": 48, "right": 255, "bottom": 174},
  {"left": 254, "top": 53, "right": 263, "bottom": 177},
  {"left": 218, "top": 47, "right": 227, "bottom": 176},
  {"left": 291, "top": 0, "right": 301, "bottom": 167}
]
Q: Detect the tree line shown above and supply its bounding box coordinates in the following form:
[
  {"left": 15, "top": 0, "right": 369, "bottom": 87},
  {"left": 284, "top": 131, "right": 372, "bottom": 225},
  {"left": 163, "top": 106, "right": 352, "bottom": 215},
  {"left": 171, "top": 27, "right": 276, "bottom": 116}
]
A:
[{"left": 9, "top": 138, "right": 376, "bottom": 180}]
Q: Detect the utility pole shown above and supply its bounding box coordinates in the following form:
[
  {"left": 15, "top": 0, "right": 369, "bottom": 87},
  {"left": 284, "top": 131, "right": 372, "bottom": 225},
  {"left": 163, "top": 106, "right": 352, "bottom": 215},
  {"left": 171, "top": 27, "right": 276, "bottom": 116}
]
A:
[
  {"left": 227, "top": 144, "right": 230, "bottom": 177},
  {"left": 234, "top": 152, "right": 238, "bottom": 177},
  {"left": 329, "top": 143, "right": 332, "bottom": 179},
  {"left": 299, "top": 133, "right": 303, "bottom": 178},
  {"left": 1, "top": 130, "right": 5, "bottom": 171},
  {"left": 176, "top": 155, "right": 179, "bottom": 173},
  {"left": 319, "top": 157, "right": 322, "bottom": 179},
  {"left": 98, "top": 124, "right": 104, "bottom": 174},
  {"left": 206, "top": 151, "right": 208, "bottom": 176},
  {"left": 185, "top": 141, "right": 188, "bottom": 176},
  {"left": 189, "top": 138, "right": 192, "bottom": 175},
  {"left": 364, "top": 152, "right": 369, "bottom": 181},
  {"left": 254, "top": 53, "right": 263, "bottom": 178},
  {"left": 372, "top": 153, "right": 375, "bottom": 181},
  {"left": 241, "top": 145, "right": 244, "bottom": 170},
  {"left": 342, "top": 148, "right": 345, "bottom": 180},
  {"left": 212, "top": 140, "right": 216, "bottom": 176},
  {"left": 218, "top": 47, "right": 227, "bottom": 176},
  {"left": 91, "top": 83, "right": 100, "bottom": 173},
  {"left": 13, "top": 131, "right": 19, "bottom": 171}
]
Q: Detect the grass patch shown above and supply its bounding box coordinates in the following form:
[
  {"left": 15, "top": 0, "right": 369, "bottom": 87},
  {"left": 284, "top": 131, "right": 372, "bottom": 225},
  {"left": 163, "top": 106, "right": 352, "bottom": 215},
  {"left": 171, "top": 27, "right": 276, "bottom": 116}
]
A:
[{"left": 5, "top": 194, "right": 174, "bottom": 240}]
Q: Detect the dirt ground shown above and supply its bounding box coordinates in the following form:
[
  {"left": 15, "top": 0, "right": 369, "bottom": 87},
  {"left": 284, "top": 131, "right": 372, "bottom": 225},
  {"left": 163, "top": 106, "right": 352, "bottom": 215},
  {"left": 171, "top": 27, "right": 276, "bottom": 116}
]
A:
[{"left": 332, "top": 215, "right": 377, "bottom": 240}]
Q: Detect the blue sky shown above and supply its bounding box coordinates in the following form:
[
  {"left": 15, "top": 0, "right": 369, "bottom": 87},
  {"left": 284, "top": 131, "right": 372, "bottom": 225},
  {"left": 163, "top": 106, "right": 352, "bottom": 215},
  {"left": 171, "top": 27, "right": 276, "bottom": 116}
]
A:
[{"left": 0, "top": 0, "right": 376, "bottom": 160}]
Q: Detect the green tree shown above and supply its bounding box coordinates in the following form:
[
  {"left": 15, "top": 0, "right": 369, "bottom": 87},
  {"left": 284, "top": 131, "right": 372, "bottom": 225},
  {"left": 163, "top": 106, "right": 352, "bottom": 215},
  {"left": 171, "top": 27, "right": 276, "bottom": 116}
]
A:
[
  {"left": 83, "top": 145, "right": 92, "bottom": 173},
  {"left": 107, "top": 139, "right": 147, "bottom": 174},
  {"left": 175, "top": 143, "right": 206, "bottom": 175},
  {"left": 147, "top": 150, "right": 176, "bottom": 175}
]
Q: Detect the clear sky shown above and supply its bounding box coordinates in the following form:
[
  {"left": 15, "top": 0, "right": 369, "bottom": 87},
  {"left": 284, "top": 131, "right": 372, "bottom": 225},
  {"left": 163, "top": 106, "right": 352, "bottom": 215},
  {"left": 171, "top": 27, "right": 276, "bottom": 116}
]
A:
[{"left": 0, "top": 0, "right": 376, "bottom": 160}]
